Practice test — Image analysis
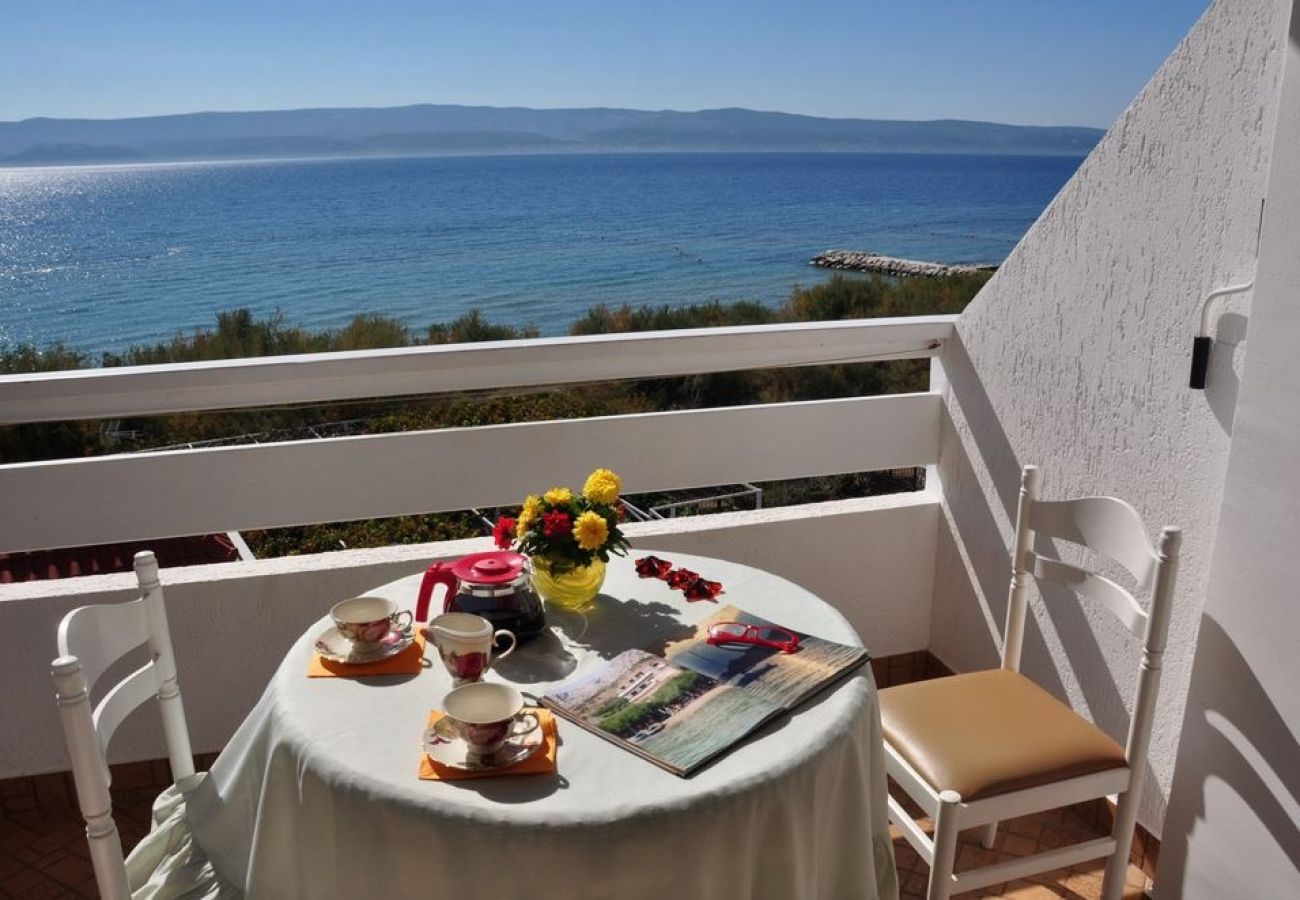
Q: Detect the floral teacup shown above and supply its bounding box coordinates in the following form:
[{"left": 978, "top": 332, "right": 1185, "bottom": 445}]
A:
[
  {"left": 442, "top": 682, "right": 539, "bottom": 757},
  {"left": 329, "top": 596, "right": 412, "bottom": 652}
]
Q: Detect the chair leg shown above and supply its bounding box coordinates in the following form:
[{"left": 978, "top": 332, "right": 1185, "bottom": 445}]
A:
[
  {"left": 86, "top": 812, "right": 131, "bottom": 900},
  {"left": 927, "top": 790, "right": 962, "bottom": 900},
  {"left": 1102, "top": 790, "right": 1140, "bottom": 900},
  {"left": 979, "top": 821, "right": 998, "bottom": 849}
]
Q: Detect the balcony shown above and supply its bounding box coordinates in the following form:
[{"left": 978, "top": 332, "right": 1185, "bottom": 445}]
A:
[
  {"left": 2, "top": 316, "right": 983, "bottom": 895},
  {"left": 4, "top": 4, "right": 1300, "bottom": 896}
]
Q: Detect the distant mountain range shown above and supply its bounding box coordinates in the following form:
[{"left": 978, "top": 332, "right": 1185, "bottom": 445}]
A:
[{"left": 0, "top": 104, "right": 1103, "bottom": 166}]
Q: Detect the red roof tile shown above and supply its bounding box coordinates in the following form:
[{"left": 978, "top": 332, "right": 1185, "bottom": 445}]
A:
[{"left": 0, "top": 534, "right": 241, "bottom": 584}]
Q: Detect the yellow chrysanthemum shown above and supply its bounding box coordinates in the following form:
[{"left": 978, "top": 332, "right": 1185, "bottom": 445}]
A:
[
  {"left": 516, "top": 495, "right": 541, "bottom": 537},
  {"left": 572, "top": 511, "right": 609, "bottom": 551},
  {"left": 582, "top": 468, "right": 622, "bottom": 505},
  {"left": 544, "top": 486, "right": 573, "bottom": 506}
]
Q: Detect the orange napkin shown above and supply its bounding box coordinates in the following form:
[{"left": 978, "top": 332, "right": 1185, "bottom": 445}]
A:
[
  {"left": 419, "top": 708, "right": 558, "bottom": 780},
  {"left": 308, "top": 630, "right": 428, "bottom": 677}
]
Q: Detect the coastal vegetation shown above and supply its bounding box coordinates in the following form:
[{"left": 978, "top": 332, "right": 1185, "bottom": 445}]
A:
[
  {"left": 2, "top": 272, "right": 991, "bottom": 556},
  {"left": 596, "top": 671, "right": 710, "bottom": 737}
]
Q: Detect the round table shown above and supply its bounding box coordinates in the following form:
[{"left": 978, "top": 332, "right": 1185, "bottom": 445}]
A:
[{"left": 195, "top": 552, "right": 899, "bottom": 900}]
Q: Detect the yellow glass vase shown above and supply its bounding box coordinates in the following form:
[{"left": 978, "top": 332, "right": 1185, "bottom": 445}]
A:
[{"left": 530, "top": 557, "right": 606, "bottom": 611}]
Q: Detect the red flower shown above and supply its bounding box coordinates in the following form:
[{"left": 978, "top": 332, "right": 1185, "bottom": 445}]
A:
[
  {"left": 542, "top": 510, "right": 572, "bottom": 538},
  {"left": 492, "top": 517, "right": 516, "bottom": 549}
]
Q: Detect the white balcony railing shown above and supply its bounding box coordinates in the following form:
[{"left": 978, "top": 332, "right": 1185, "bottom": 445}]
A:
[
  {"left": 0, "top": 315, "right": 956, "bottom": 554},
  {"left": 0, "top": 315, "right": 955, "bottom": 778}
]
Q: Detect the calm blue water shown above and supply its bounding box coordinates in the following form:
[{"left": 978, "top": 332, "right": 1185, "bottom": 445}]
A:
[{"left": 0, "top": 153, "right": 1081, "bottom": 354}]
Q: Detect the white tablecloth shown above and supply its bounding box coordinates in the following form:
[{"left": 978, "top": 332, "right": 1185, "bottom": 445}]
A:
[{"left": 177, "top": 552, "right": 899, "bottom": 899}]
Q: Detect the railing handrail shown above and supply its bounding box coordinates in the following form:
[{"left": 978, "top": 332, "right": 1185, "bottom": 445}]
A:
[
  {"left": 1, "top": 393, "right": 942, "bottom": 553},
  {"left": 0, "top": 315, "right": 956, "bottom": 425}
]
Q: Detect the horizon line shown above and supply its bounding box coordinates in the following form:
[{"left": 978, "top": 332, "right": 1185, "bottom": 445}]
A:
[{"left": 0, "top": 100, "right": 1107, "bottom": 133}]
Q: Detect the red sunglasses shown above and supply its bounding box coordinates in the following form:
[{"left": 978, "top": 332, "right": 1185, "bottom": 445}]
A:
[{"left": 706, "top": 622, "right": 801, "bottom": 654}]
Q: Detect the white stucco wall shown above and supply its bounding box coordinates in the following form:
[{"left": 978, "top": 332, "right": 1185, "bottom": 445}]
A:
[
  {"left": 1158, "top": 2, "right": 1300, "bottom": 894},
  {"left": 928, "top": 0, "right": 1289, "bottom": 834},
  {"left": 1, "top": 493, "right": 935, "bottom": 779}
]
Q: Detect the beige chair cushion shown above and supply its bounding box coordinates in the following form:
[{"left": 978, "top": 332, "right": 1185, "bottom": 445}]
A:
[{"left": 879, "top": 669, "right": 1127, "bottom": 801}]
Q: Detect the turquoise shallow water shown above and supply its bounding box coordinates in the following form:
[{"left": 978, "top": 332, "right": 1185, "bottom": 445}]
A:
[{"left": 0, "top": 152, "right": 1082, "bottom": 354}]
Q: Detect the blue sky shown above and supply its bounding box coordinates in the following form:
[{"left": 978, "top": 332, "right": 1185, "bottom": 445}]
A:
[{"left": 1, "top": 0, "right": 1210, "bottom": 127}]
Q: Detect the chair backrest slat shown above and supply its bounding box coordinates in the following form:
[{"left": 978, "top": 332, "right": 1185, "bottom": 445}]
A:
[
  {"left": 1001, "top": 465, "right": 1181, "bottom": 782},
  {"left": 50, "top": 550, "right": 195, "bottom": 900},
  {"left": 1031, "top": 497, "right": 1159, "bottom": 588},
  {"left": 1029, "top": 555, "right": 1148, "bottom": 638},
  {"left": 92, "top": 663, "right": 160, "bottom": 776},
  {"left": 56, "top": 598, "right": 149, "bottom": 693}
]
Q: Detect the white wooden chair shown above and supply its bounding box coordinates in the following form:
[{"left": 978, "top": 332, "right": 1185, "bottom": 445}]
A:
[
  {"left": 880, "top": 465, "right": 1180, "bottom": 900},
  {"left": 51, "top": 550, "right": 194, "bottom": 900}
]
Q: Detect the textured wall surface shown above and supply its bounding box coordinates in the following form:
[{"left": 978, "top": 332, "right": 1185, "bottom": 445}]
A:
[
  {"left": 1158, "top": 2, "right": 1300, "bottom": 893},
  {"left": 929, "top": 0, "right": 1288, "bottom": 834},
  {"left": 1, "top": 493, "right": 934, "bottom": 778}
]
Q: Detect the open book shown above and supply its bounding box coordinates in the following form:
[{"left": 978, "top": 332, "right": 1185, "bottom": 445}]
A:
[{"left": 541, "top": 605, "right": 869, "bottom": 776}]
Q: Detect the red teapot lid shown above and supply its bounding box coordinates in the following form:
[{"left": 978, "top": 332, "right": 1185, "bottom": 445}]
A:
[{"left": 450, "top": 551, "right": 527, "bottom": 585}]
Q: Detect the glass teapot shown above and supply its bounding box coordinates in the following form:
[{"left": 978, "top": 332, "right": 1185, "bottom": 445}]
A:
[{"left": 415, "top": 551, "right": 546, "bottom": 641}]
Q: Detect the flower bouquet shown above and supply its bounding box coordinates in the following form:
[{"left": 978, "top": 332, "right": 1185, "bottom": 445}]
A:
[{"left": 493, "top": 468, "right": 630, "bottom": 610}]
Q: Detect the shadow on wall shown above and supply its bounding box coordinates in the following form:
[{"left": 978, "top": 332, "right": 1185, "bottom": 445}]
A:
[
  {"left": 934, "top": 333, "right": 1072, "bottom": 700},
  {"left": 1156, "top": 615, "right": 1300, "bottom": 895},
  {"left": 943, "top": 332, "right": 1022, "bottom": 522},
  {"left": 937, "top": 332, "right": 1139, "bottom": 742},
  {"left": 933, "top": 329, "right": 1020, "bottom": 671},
  {"left": 1204, "top": 311, "right": 1248, "bottom": 435}
]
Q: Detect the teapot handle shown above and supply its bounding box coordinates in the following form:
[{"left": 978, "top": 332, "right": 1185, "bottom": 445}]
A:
[{"left": 416, "top": 562, "right": 460, "bottom": 622}]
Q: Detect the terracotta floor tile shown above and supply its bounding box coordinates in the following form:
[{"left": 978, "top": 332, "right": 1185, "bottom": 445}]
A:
[
  {"left": 39, "top": 851, "right": 94, "bottom": 889},
  {"left": 30, "top": 824, "right": 86, "bottom": 859},
  {"left": 0, "top": 780, "right": 32, "bottom": 799},
  {"left": 895, "top": 843, "right": 921, "bottom": 868},
  {"left": 30, "top": 775, "right": 71, "bottom": 811},
  {"left": 0, "top": 865, "right": 77, "bottom": 899},
  {"left": 998, "top": 880, "right": 1065, "bottom": 899},
  {"left": 3, "top": 809, "right": 72, "bottom": 835},
  {"left": 0, "top": 824, "right": 36, "bottom": 854},
  {"left": 108, "top": 762, "right": 156, "bottom": 791},
  {"left": 956, "top": 843, "right": 1001, "bottom": 871},
  {"left": 1001, "top": 833, "right": 1038, "bottom": 857},
  {"left": 1, "top": 795, "right": 37, "bottom": 814},
  {"left": 1036, "top": 822, "right": 1079, "bottom": 851},
  {"left": 1008, "top": 817, "right": 1045, "bottom": 839}
]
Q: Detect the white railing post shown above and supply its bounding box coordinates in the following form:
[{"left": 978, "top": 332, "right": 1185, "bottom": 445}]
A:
[
  {"left": 925, "top": 354, "right": 948, "bottom": 497},
  {"left": 51, "top": 657, "right": 130, "bottom": 900}
]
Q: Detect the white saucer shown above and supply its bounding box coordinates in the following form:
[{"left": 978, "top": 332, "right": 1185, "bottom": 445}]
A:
[
  {"left": 314, "top": 625, "right": 414, "bottom": 664},
  {"left": 422, "top": 716, "right": 546, "bottom": 771}
]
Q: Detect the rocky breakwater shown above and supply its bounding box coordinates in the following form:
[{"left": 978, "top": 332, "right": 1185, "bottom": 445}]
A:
[{"left": 811, "top": 250, "right": 996, "bottom": 277}]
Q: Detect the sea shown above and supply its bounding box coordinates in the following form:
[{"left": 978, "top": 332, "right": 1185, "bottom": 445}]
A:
[{"left": 0, "top": 152, "right": 1082, "bottom": 356}]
